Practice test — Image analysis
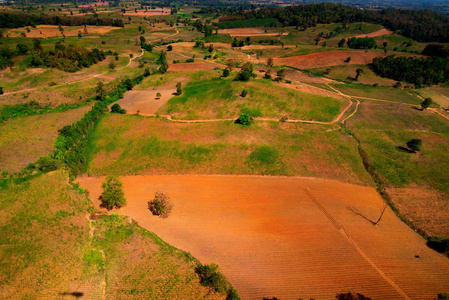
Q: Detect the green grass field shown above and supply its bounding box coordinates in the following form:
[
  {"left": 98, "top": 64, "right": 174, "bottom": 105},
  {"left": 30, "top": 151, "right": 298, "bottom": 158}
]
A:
[
  {"left": 159, "top": 78, "right": 345, "bottom": 121},
  {"left": 86, "top": 114, "right": 372, "bottom": 185}
]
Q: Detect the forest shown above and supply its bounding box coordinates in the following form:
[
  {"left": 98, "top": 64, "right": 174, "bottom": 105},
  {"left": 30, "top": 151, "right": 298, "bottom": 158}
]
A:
[
  {"left": 371, "top": 55, "right": 449, "bottom": 87},
  {"left": 218, "top": 3, "right": 449, "bottom": 43},
  {"left": 0, "top": 12, "right": 124, "bottom": 28}
]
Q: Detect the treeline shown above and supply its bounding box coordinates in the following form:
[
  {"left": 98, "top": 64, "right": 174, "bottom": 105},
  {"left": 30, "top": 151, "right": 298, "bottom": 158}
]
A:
[
  {"left": 219, "top": 3, "right": 449, "bottom": 42},
  {"left": 28, "top": 42, "right": 106, "bottom": 72},
  {"left": 347, "top": 37, "right": 376, "bottom": 49},
  {"left": 371, "top": 55, "right": 449, "bottom": 87},
  {"left": 54, "top": 75, "right": 146, "bottom": 176},
  {"left": 0, "top": 101, "right": 81, "bottom": 122},
  {"left": 0, "top": 12, "right": 124, "bottom": 28},
  {"left": 215, "top": 18, "right": 280, "bottom": 29}
]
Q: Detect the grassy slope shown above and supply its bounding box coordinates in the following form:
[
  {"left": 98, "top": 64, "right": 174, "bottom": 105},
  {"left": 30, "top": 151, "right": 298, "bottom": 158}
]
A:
[
  {"left": 159, "top": 78, "right": 344, "bottom": 121},
  {"left": 0, "top": 171, "right": 225, "bottom": 299},
  {"left": 86, "top": 114, "right": 372, "bottom": 185},
  {"left": 0, "top": 106, "right": 91, "bottom": 173}
]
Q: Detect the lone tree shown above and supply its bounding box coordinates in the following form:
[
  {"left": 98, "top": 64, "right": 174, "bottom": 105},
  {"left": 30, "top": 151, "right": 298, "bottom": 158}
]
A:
[
  {"left": 176, "top": 82, "right": 182, "bottom": 95},
  {"left": 355, "top": 68, "right": 363, "bottom": 81},
  {"left": 235, "top": 62, "right": 255, "bottom": 82},
  {"left": 0, "top": 87, "right": 3, "bottom": 95},
  {"left": 100, "top": 176, "right": 126, "bottom": 210},
  {"left": 155, "top": 92, "right": 161, "bottom": 99},
  {"left": 222, "top": 68, "right": 230, "bottom": 77},
  {"left": 406, "top": 138, "right": 422, "bottom": 152},
  {"left": 110, "top": 103, "right": 126, "bottom": 114},
  {"left": 267, "top": 57, "right": 273, "bottom": 67},
  {"left": 234, "top": 113, "right": 253, "bottom": 126},
  {"left": 421, "top": 97, "right": 433, "bottom": 109},
  {"left": 148, "top": 191, "right": 173, "bottom": 218}
]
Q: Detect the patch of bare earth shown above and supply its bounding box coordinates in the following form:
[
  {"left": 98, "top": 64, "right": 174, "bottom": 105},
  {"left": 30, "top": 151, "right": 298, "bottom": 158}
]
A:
[
  {"left": 112, "top": 89, "right": 176, "bottom": 115},
  {"left": 356, "top": 29, "right": 393, "bottom": 38},
  {"left": 7, "top": 25, "right": 117, "bottom": 38},
  {"left": 168, "top": 62, "right": 222, "bottom": 72},
  {"left": 275, "top": 50, "right": 389, "bottom": 69},
  {"left": 388, "top": 186, "right": 449, "bottom": 237},
  {"left": 77, "top": 175, "right": 449, "bottom": 300}
]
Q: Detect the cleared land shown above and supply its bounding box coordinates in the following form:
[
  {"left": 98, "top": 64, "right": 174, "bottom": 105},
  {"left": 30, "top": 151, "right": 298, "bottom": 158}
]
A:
[
  {"left": 77, "top": 174, "right": 449, "bottom": 300},
  {"left": 355, "top": 28, "right": 393, "bottom": 38},
  {"left": 112, "top": 89, "right": 176, "bottom": 115},
  {"left": 0, "top": 106, "right": 91, "bottom": 173},
  {"left": 275, "top": 50, "right": 388, "bottom": 69},
  {"left": 168, "top": 62, "right": 223, "bottom": 72},
  {"left": 219, "top": 28, "right": 289, "bottom": 37},
  {"left": 6, "top": 25, "right": 117, "bottom": 38}
]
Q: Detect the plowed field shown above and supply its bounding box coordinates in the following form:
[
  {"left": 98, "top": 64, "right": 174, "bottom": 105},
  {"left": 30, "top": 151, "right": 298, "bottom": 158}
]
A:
[
  {"left": 356, "top": 28, "right": 393, "bottom": 38},
  {"left": 77, "top": 175, "right": 449, "bottom": 300},
  {"left": 111, "top": 89, "right": 176, "bottom": 115},
  {"left": 276, "top": 50, "right": 388, "bottom": 69}
]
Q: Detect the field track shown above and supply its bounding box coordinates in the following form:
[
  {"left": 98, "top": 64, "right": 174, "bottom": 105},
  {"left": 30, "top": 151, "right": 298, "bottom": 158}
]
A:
[{"left": 77, "top": 175, "right": 449, "bottom": 300}]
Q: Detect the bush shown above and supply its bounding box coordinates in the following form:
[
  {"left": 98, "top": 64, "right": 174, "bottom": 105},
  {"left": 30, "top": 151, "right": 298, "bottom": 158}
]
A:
[
  {"left": 240, "top": 89, "right": 248, "bottom": 97},
  {"left": 427, "top": 237, "right": 449, "bottom": 255},
  {"left": 336, "top": 292, "right": 373, "bottom": 300},
  {"left": 421, "top": 97, "right": 433, "bottom": 109},
  {"left": 100, "top": 176, "right": 126, "bottom": 210},
  {"left": 195, "top": 263, "right": 231, "bottom": 295},
  {"left": 234, "top": 113, "right": 253, "bottom": 126},
  {"left": 148, "top": 191, "right": 173, "bottom": 218},
  {"left": 222, "top": 68, "right": 230, "bottom": 77},
  {"left": 36, "top": 155, "right": 59, "bottom": 172},
  {"left": 110, "top": 103, "right": 126, "bottom": 114},
  {"left": 406, "top": 139, "right": 422, "bottom": 152}
]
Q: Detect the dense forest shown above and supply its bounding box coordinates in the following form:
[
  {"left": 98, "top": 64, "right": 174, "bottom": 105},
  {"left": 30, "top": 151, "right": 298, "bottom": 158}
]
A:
[
  {"left": 371, "top": 55, "right": 449, "bottom": 87},
  {"left": 0, "top": 12, "right": 124, "bottom": 28},
  {"left": 218, "top": 3, "right": 449, "bottom": 43}
]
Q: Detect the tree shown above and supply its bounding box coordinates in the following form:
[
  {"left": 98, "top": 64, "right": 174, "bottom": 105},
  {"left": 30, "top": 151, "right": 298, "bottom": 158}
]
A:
[
  {"left": 148, "top": 191, "right": 173, "bottom": 218},
  {"left": 421, "top": 97, "right": 433, "bottom": 109},
  {"left": 267, "top": 57, "right": 273, "bottom": 67},
  {"left": 222, "top": 68, "right": 230, "bottom": 77},
  {"left": 406, "top": 139, "right": 422, "bottom": 152},
  {"left": 167, "top": 45, "right": 173, "bottom": 51},
  {"left": 108, "top": 61, "right": 116, "bottom": 70},
  {"left": 123, "top": 78, "right": 133, "bottom": 90},
  {"left": 100, "top": 176, "right": 126, "bottom": 210},
  {"left": 275, "top": 69, "right": 285, "bottom": 81},
  {"left": 234, "top": 113, "right": 253, "bottom": 126},
  {"left": 345, "top": 56, "right": 351, "bottom": 63},
  {"left": 338, "top": 38, "right": 346, "bottom": 47},
  {"left": 156, "top": 92, "right": 161, "bottom": 99},
  {"left": 226, "top": 59, "right": 236, "bottom": 71},
  {"left": 235, "top": 62, "right": 255, "bottom": 82},
  {"left": 36, "top": 155, "right": 59, "bottom": 172},
  {"left": 336, "top": 292, "right": 372, "bottom": 300},
  {"left": 355, "top": 68, "right": 363, "bottom": 81},
  {"left": 140, "top": 35, "right": 145, "bottom": 46},
  {"left": 96, "top": 81, "right": 105, "bottom": 100},
  {"left": 110, "top": 103, "right": 126, "bottom": 114},
  {"left": 176, "top": 82, "right": 182, "bottom": 95},
  {"left": 143, "top": 68, "right": 151, "bottom": 77},
  {"left": 241, "top": 90, "right": 248, "bottom": 97},
  {"left": 0, "top": 87, "right": 3, "bottom": 95},
  {"left": 157, "top": 50, "right": 168, "bottom": 73}
]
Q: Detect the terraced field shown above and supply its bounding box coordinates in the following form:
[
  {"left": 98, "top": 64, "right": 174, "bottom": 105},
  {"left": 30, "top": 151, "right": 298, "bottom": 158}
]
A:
[{"left": 77, "top": 175, "right": 449, "bottom": 300}]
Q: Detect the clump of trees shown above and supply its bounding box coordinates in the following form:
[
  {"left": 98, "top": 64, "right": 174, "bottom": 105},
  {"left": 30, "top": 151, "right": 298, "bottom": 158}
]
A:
[
  {"left": 347, "top": 37, "right": 376, "bottom": 49},
  {"left": 371, "top": 55, "right": 449, "bottom": 87},
  {"left": 195, "top": 263, "right": 240, "bottom": 299},
  {"left": 100, "top": 176, "right": 126, "bottom": 210},
  {"left": 234, "top": 62, "right": 255, "bottom": 82},
  {"left": 110, "top": 103, "right": 126, "bottom": 114},
  {"left": 421, "top": 98, "right": 433, "bottom": 109},
  {"left": 234, "top": 113, "right": 253, "bottom": 126},
  {"left": 148, "top": 191, "right": 173, "bottom": 218},
  {"left": 427, "top": 236, "right": 449, "bottom": 255},
  {"left": 28, "top": 43, "right": 106, "bottom": 72},
  {"left": 336, "top": 292, "right": 373, "bottom": 300}
]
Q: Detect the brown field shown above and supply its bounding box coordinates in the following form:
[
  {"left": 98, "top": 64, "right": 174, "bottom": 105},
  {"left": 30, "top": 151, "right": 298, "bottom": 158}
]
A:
[
  {"left": 112, "top": 89, "right": 176, "bottom": 115},
  {"left": 356, "top": 28, "right": 393, "bottom": 38},
  {"left": 168, "top": 61, "right": 223, "bottom": 72},
  {"left": 0, "top": 106, "right": 91, "bottom": 173},
  {"left": 275, "top": 50, "right": 389, "bottom": 69},
  {"left": 124, "top": 8, "right": 171, "bottom": 16},
  {"left": 7, "top": 25, "right": 117, "bottom": 38},
  {"left": 220, "top": 28, "right": 289, "bottom": 37},
  {"left": 77, "top": 175, "right": 449, "bottom": 300}
]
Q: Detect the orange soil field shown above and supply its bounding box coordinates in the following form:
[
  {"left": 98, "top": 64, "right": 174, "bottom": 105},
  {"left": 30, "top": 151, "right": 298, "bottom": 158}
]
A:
[
  {"left": 77, "top": 175, "right": 449, "bottom": 300},
  {"left": 168, "top": 62, "right": 223, "bottom": 72},
  {"left": 220, "top": 28, "right": 289, "bottom": 37},
  {"left": 275, "top": 50, "right": 389, "bottom": 69},
  {"left": 112, "top": 89, "right": 176, "bottom": 115},
  {"left": 124, "top": 8, "right": 170, "bottom": 16},
  {"left": 356, "top": 28, "right": 393, "bottom": 38},
  {"left": 7, "top": 25, "right": 117, "bottom": 38}
]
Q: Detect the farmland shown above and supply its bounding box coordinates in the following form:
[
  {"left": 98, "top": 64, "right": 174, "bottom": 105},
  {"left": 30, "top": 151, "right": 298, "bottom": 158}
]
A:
[{"left": 1, "top": 1, "right": 449, "bottom": 299}]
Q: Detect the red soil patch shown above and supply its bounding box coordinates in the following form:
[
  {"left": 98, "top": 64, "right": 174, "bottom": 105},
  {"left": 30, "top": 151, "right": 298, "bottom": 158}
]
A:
[
  {"left": 77, "top": 175, "right": 449, "bottom": 300},
  {"left": 356, "top": 28, "right": 393, "bottom": 38},
  {"left": 7, "top": 25, "right": 116, "bottom": 38},
  {"left": 168, "top": 62, "right": 222, "bottom": 72},
  {"left": 275, "top": 50, "right": 387, "bottom": 69},
  {"left": 112, "top": 89, "right": 176, "bottom": 115},
  {"left": 220, "top": 28, "right": 288, "bottom": 37}
]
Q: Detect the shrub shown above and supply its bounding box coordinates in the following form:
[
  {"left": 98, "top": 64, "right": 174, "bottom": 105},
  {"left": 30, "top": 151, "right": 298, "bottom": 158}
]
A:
[
  {"left": 406, "top": 139, "right": 422, "bottom": 152},
  {"left": 99, "top": 176, "right": 126, "bottom": 210},
  {"left": 110, "top": 103, "right": 126, "bottom": 114},
  {"left": 240, "top": 89, "right": 248, "bottom": 97},
  {"left": 36, "top": 155, "right": 59, "bottom": 172},
  {"left": 234, "top": 113, "right": 253, "bottom": 126},
  {"left": 222, "top": 68, "right": 230, "bottom": 77},
  {"left": 148, "top": 191, "right": 173, "bottom": 218},
  {"left": 421, "top": 97, "right": 433, "bottom": 109},
  {"left": 345, "top": 56, "right": 351, "bottom": 63},
  {"left": 195, "top": 263, "right": 231, "bottom": 294},
  {"left": 156, "top": 92, "right": 161, "bottom": 99},
  {"left": 427, "top": 237, "right": 449, "bottom": 255},
  {"left": 176, "top": 82, "right": 182, "bottom": 95}
]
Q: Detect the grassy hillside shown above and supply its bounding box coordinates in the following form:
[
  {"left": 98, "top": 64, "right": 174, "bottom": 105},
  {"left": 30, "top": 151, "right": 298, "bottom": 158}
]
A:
[
  {"left": 0, "top": 171, "right": 226, "bottom": 299},
  {"left": 86, "top": 114, "right": 372, "bottom": 185},
  {"left": 159, "top": 78, "right": 345, "bottom": 121}
]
